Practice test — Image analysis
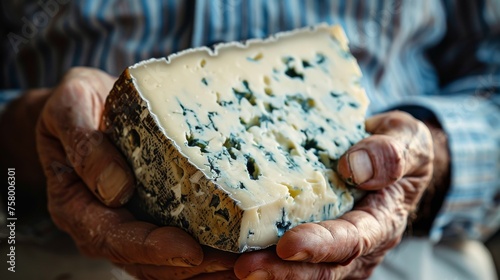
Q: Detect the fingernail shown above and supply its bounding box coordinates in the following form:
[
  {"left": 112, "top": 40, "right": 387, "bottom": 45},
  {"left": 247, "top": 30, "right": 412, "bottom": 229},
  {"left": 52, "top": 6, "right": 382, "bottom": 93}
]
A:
[
  {"left": 348, "top": 150, "right": 373, "bottom": 184},
  {"left": 244, "top": 270, "right": 271, "bottom": 280},
  {"left": 170, "top": 257, "right": 196, "bottom": 267},
  {"left": 285, "top": 251, "right": 310, "bottom": 261},
  {"left": 97, "top": 161, "right": 129, "bottom": 203}
]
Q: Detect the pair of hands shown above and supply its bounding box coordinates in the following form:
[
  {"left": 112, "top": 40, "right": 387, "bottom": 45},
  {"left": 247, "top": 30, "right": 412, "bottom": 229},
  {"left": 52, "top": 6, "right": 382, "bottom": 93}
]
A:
[{"left": 34, "top": 68, "right": 439, "bottom": 279}]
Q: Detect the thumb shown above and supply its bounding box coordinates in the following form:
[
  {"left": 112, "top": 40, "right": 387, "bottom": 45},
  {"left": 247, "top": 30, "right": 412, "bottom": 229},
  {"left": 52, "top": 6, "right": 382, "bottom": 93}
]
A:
[
  {"left": 337, "top": 111, "right": 433, "bottom": 190},
  {"left": 337, "top": 135, "right": 405, "bottom": 190}
]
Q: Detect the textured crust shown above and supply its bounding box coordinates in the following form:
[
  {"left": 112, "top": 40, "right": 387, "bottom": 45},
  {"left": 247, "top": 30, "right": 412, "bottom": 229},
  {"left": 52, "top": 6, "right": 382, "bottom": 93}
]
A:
[{"left": 101, "top": 69, "right": 243, "bottom": 252}]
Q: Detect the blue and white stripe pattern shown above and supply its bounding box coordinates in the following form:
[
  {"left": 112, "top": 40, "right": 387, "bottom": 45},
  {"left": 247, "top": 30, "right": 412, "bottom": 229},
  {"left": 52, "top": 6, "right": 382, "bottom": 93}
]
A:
[{"left": 1, "top": 0, "right": 499, "bottom": 241}]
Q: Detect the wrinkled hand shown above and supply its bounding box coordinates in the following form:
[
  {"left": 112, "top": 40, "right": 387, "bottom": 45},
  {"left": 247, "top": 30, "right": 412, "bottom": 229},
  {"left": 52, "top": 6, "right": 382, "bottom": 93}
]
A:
[
  {"left": 235, "top": 111, "right": 436, "bottom": 279},
  {"left": 36, "top": 67, "right": 237, "bottom": 279}
]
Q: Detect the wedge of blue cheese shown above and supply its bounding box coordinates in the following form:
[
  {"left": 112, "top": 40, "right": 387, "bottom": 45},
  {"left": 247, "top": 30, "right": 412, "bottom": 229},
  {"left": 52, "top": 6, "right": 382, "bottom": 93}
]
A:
[{"left": 101, "top": 24, "right": 369, "bottom": 253}]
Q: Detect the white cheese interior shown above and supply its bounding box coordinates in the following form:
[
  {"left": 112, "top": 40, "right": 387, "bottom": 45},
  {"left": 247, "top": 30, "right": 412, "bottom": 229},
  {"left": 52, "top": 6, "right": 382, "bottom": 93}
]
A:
[{"left": 129, "top": 25, "right": 368, "bottom": 251}]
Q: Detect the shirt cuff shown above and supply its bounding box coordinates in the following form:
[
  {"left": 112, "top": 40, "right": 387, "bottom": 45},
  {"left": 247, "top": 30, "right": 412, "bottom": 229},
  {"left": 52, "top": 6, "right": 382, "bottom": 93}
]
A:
[{"left": 393, "top": 95, "right": 500, "bottom": 241}]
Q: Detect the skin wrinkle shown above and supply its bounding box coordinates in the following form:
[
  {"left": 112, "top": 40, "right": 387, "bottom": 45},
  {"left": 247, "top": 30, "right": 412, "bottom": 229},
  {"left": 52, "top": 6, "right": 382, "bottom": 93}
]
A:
[
  {"left": 38, "top": 112, "right": 128, "bottom": 209},
  {"left": 325, "top": 223, "right": 357, "bottom": 264},
  {"left": 341, "top": 215, "right": 378, "bottom": 261},
  {"left": 406, "top": 131, "right": 433, "bottom": 175},
  {"left": 316, "top": 222, "right": 352, "bottom": 263},
  {"left": 335, "top": 219, "right": 364, "bottom": 265},
  {"left": 54, "top": 109, "right": 133, "bottom": 206},
  {"left": 299, "top": 227, "right": 327, "bottom": 263},
  {"left": 312, "top": 265, "right": 336, "bottom": 280},
  {"left": 51, "top": 161, "right": 151, "bottom": 264},
  {"left": 403, "top": 177, "right": 428, "bottom": 207},
  {"left": 375, "top": 187, "right": 407, "bottom": 235},
  {"left": 351, "top": 189, "right": 406, "bottom": 248},
  {"left": 385, "top": 139, "right": 405, "bottom": 181},
  {"left": 50, "top": 181, "right": 90, "bottom": 221}
]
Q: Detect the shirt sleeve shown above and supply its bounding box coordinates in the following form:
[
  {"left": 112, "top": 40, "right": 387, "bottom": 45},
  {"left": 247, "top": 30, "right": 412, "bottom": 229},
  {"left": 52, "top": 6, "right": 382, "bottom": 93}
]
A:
[
  {"left": 0, "top": 89, "right": 23, "bottom": 116},
  {"left": 396, "top": 94, "right": 500, "bottom": 242},
  {"left": 394, "top": 0, "right": 500, "bottom": 241}
]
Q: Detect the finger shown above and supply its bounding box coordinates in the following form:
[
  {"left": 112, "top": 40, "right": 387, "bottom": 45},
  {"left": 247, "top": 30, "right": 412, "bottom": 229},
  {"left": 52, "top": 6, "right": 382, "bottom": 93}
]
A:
[
  {"left": 337, "top": 112, "right": 433, "bottom": 190},
  {"left": 59, "top": 183, "right": 203, "bottom": 266},
  {"left": 234, "top": 249, "right": 351, "bottom": 280},
  {"left": 37, "top": 133, "right": 203, "bottom": 266},
  {"left": 61, "top": 184, "right": 204, "bottom": 266},
  {"left": 120, "top": 247, "right": 238, "bottom": 279},
  {"left": 39, "top": 67, "right": 134, "bottom": 207},
  {"left": 276, "top": 186, "right": 406, "bottom": 265}
]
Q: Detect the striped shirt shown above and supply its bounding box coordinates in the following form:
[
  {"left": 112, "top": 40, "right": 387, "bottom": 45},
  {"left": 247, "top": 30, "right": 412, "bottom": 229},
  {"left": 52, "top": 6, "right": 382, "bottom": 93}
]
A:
[{"left": 1, "top": 0, "right": 499, "bottom": 241}]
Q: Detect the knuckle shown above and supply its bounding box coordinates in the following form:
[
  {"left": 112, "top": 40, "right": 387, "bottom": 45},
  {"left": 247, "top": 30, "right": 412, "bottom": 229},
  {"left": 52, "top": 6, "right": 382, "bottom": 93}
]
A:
[
  {"left": 330, "top": 219, "right": 364, "bottom": 264},
  {"left": 376, "top": 137, "right": 405, "bottom": 182},
  {"left": 383, "top": 111, "right": 413, "bottom": 127},
  {"left": 44, "top": 81, "right": 88, "bottom": 131},
  {"left": 59, "top": 74, "right": 88, "bottom": 98},
  {"left": 359, "top": 233, "right": 375, "bottom": 257},
  {"left": 57, "top": 71, "right": 104, "bottom": 107},
  {"left": 64, "top": 67, "right": 113, "bottom": 90},
  {"left": 64, "top": 67, "right": 99, "bottom": 82},
  {"left": 416, "top": 121, "right": 434, "bottom": 151},
  {"left": 379, "top": 111, "right": 421, "bottom": 136},
  {"left": 387, "top": 111, "right": 415, "bottom": 122},
  {"left": 384, "top": 115, "right": 405, "bottom": 130}
]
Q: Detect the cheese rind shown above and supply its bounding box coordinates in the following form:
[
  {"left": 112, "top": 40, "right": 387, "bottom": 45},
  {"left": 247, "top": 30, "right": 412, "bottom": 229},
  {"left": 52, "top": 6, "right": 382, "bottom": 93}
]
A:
[{"left": 101, "top": 24, "right": 369, "bottom": 252}]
